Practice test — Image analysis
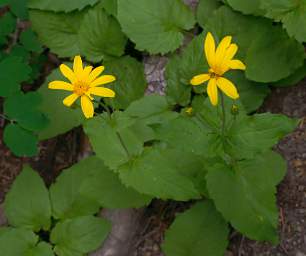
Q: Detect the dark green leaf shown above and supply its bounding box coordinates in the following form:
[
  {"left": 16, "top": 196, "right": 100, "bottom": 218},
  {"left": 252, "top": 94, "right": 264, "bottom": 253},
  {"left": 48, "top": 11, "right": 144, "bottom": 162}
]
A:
[
  {"left": 19, "top": 29, "right": 43, "bottom": 53},
  {"left": 0, "top": 12, "right": 16, "bottom": 46}
]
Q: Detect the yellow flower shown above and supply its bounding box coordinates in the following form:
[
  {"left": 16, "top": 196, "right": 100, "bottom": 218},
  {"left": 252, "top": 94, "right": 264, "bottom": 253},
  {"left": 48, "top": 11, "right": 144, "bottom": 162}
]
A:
[
  {"left": 190, "top": 32, "right": 246, "bottom": 106},
  {"left": 48, "top": 56, "right": 116, "bottom": 119}
]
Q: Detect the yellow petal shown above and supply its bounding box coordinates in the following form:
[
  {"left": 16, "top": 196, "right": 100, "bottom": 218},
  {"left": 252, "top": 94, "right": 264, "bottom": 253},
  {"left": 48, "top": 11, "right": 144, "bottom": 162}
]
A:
[
  {"left": 205, "top": 32, "right": 216, "bottom": 68},
  {"left": 88, "top": 87, "right": 115, "bottom": 98},
  {"left": 229, "top": 59, "right": 246, "bottom": 70},
  {"left": 49, "top": 81, "right": 73, "bottom": 91},
  {"left": 81, "top": 95, "right": 94, "bottom": 119},
  {"left": 207, "top": 78, "right": 218, "bottom": 106},
  {"left": 215, "top": 36, "right": 232, "bottom": 67},
  {"left": 63, "top": 93, "right": 79, "bottom": 107},
  {"left": 73, "top": 55, "right": 83, "bottom": 75},
  {"left": 190, "top": 74, "right": 210, "bottom": 86},
  {"left": 219, "top": 44, "right": 238, "bottom": 74},
  {"left": 81, "top": 66, "right": 93, "bottom": 80},
  {"left": 90, "top": 75, "right": 116, "bottom": 87},
  {"left": 217, "top": 77, "right": 239, "bottom": 99},
  {"left": 60, "top": 64, "right": 76, "bottom": 83},
  {"left": 88, "top": 66, "right": 105, "bottom": 83}
]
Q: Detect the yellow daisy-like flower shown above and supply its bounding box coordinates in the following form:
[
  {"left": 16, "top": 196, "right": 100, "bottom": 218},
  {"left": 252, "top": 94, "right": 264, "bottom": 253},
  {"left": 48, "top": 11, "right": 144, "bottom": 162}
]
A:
[
  {"left": 48, "top": 55, "right": 116, "bottom": 119},
  {"left": 190, "top": 32, "right": 246, "bottom": 106}
]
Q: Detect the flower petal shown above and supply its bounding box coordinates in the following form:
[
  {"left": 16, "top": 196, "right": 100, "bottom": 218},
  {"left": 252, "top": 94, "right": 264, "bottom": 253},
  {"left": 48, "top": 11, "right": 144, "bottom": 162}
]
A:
[
  {"left": 88, "top": 66, "right": 105, "bottom": 83},
  {"left": 215, "top": 36, "right": 232, "bottom": 67},
  {"left": 217, "top": 77, "right": 239, "bottom": 99},
  {"left": 81, "top": 95, "right": 94, "bottom": 119},
  {"left": 207, "top": 78, "right": 218, "bottom": 106},
  {"left": 90, "top": 75, "right": 116, "bottom": 87},
  {"left": 63, "top": 93, "right": 79, "bottom": 107},
  {"left": 89, "top": 87, "right": 115, "bottom": 98},
  {"left": 229, "top": 60, "right": 246, "bottom": 70},
  {"left": 73, "top": 55, "right": 83, "bottom": 75},
  {"left": 190, "top": 74, "right": 210, "bottom": 86},
  {"left": 205, "top": 32, "right": 216, "bottom": 68},
  {"left": 60, "top": 64, "right": 76, "bottom": 83},
  {"left": 219, "top": 44, "right": 238, "bottom": 74},
  {"left": 49, "top": 81, "right": 73, "bottom": 91},
  {"left": 81, "top": 66, "right": 93, "bottom": 80}
]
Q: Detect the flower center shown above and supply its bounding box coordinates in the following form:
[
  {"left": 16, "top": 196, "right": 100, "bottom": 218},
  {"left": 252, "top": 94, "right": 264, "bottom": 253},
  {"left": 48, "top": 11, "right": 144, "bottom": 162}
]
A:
[
  {"left": 208, "top": 68, "right": 219, "bottom": 79},
  {"left": 73, "top": 81, "right": 89, "bottom": 96}
]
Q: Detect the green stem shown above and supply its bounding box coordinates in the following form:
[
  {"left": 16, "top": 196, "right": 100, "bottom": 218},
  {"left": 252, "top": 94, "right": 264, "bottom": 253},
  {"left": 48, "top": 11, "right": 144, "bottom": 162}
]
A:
[{"left": 116, "top": 131, "right": 130, "bottom": 158}]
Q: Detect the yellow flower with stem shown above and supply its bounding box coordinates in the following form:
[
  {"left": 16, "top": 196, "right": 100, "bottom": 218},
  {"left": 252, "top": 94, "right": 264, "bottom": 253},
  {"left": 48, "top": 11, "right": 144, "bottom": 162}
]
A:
[
  {"left": 190, "top": 32, "right": 246, "bottom": 106},
  {"left": 48, "top": 56, "right": 116, "bottom": 119}
]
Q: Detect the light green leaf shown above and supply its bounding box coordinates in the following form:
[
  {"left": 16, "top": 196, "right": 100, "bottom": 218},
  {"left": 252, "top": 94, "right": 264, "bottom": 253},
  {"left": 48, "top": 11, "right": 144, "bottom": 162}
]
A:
[
  {"left": 26, "top": 242, "right": 54, "bottom": 256},
  {"left": 206, "top": 152, "right": 286, "bottom": 243},
  {"left": 0, "top": 228, "right": 39, "bottom": 256},
  {"left": 162, "top": 201, "right": 229, "bottom": 256},
  {"left": 51, "top": 216, "right": 111, "bottom": 256},
  {"left": 104, "top": 56, "right": 147, "bottom": 109},
  {"left": 80, "top": 157, "right": 152, "bottom": 208},
  {"left": 119, "top": 147, "right": 201, "bottom": 201},
  {"left": 4, "top": 166, "right": 51, "bottom": 231},
  {"left": 3, "top": 124, "right": 38, "bottom": 157},
  {"left": 226, "top": 0, "right": 264, "bottom": 15},
  {"left": 117, "top": 0, "right": 196, "bottom": 54},
  {"left": 206, "top": 6, "right": 304, "bottom": 82},
  {"left": 50, "top": 157, "right": 101, "bottom": 220},
  {"left": 100, "top": 0, "right": 117, "bottom": 16},
  {"left": 28, "top": 0, "right": 98, "bottom": 12},
  {"left": 196, "top": 0, "right": 222, "bottom": 27},
  {"left": 37, "top": 67, "right": 84, "bottom": 140},
  {"left": 261, "top": 0, "right": 306, "bottom": 42}
]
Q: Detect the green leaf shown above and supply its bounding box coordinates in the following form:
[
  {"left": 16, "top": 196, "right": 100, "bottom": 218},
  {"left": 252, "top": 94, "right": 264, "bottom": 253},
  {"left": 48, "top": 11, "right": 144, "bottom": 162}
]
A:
[
  {"left": 9, "top": 0, "right": 28, "bottom": 19},
  {"left": 80, "top": 157, "right": 152, "bottom": 208},
  {"left": 3, "top": 124, "right": 38, "bottom": 157},
  {"left": 30, "top": 5, "right": 126, "bottom": 61},
  {"left": 225, "top": 0, "right": 264, "bottom": 15},
  {"left": 51, "top": 216, "right": 111, "bottom": 256},
  {"left": 28, "top": 0, "right": 99, "bottom": 12},
  {"left": 166, "top": 33, "right": 208, "bottom": 106},
  {"left": 162, "top": 201, "right": 229, "bottom": 256},
  {"left": 206, "top": 152, "right": 286, "bottom": 242},
  {"left": 226, "top": 113, "right": 299, "bottom": 159},
  {"left": 205, "top": 6, "right": 304, "bottom": 82},
  {"left": 0, "top": 12, "right": 16, "bottom": 46},
  {"left": 4, "top": 92, "right": 49, "bottom": 132},
  {"left": 117, "top": 0, "right": 196, "bottom": 54},
  {"left": 0, "top": 56, "right": 31, "bottom": 97},
  {"left": 100, "top": 0, "right": 117, "bottom": 16},
  {"left": 4, "top": 165, "right": 51, "bottom": 231},
  {"left": 37, "top": 67, "right": 84, "bottom": 140},
  {"left": 78, "top": 6, "right": 127, "bottom": 62},
  {"left": 26, "top": 242, "right": 54, "bottom": 256},
  {"left": 119, "top": 147, "right": 201, "bottom": 201},
  {"left": 261, "top": 0, "right": 306, "bottom": 42},
  {"left": 84, "top": 113, "right": 145, "bottom": 170},
  {"left": 50, "top": 157, "right": 101, "bottom": 220},
  {"left": 196, "top": 0, "right": 222, "bottom": 27},
  {"left": 0, "top": 228, "right": 39, "bottom": 256},
  {"left": 19, "top": 29, "right": 43, "bottom": 53},
  {"left": 104, "top": 56, "right": 147, "bottom": 109}
]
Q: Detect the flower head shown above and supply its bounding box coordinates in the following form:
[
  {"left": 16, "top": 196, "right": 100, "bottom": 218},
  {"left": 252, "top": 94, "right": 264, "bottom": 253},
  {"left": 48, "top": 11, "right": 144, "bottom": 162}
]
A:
[
  {"left": 48, "top": 56, "right": 116, "bottom": 118},
  {"left": 190, "top": 32, "right": 246, "bottom": 106}
]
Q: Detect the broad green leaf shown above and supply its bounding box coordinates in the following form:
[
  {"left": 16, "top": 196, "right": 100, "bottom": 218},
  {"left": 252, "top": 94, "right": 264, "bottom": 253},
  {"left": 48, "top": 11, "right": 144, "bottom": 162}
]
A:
[
  {"left": 9, "top": 0, "right": 28, "bottom": 19},
  {"left": 51, "top": 216, "right": 111, "bottom": 256},
  {"left": 4, "top": 166, "right": 51, "bottom": 231},
  {"left": 80, "top": 157, "right": 152, "bottom": 208},
  {"left": 3, "top": 124, "right": 38, "bottom": 157},
  {"left": 19, "top": 29, "right": 43, "bottom": 53},
  {"left": 119, "top": 147, "right": 201, "bottom": 201},
  {"left": 79, "top": 6, "right": 126, "bottom": 62},
  {"left": 206, "top": 152, "right": 286, "bottom": 242},
  {"left": 84, "top": 113, "right": 145, "bottom": 170},
  {"left": 37, "top": 67, "right": 84, "bottom": 140},
  {"left": 104, "top": 56, "right": 147, "bottom": 109},
  {"left": 26, "top": 242, "right": 54, "bottom": 256},
  {"left": 205, "top": 6, "right": 304, "bottom": 82},
  {"left": 0, "top": 56, "right": 31, "bottom": 97},
  {"left": 4, "top": 92, "right": 48, "bottom": 132},
  {"left": 50, "top": 157, "right": 101, "bottom": 220},
  {"left": 166, "top": 33, "right": 207, "bottom": 106},
  {"left": 226, "top": 113, "right": 299, "bottom": 159},
  {"left": 0, "top": 228, "right": 38, "bottom": 256},
  {"left": 100, "top": 0, "right": 117, "bottom": 16},
  {"left": 162, "top": 201, "right": 229, "bottom": 256},
  {"left": 30, "top": 5, "right": 126, "bottom": 61},
  {"left": 196, "top": 0, "right": 222, "bottom": 27},
  {"left": 28, "top": 0, "right": 99, "bottom": 12},
  {"left": 117, "top": 0, "right": 196, "bottom": 54},
  {"left": 261, "top": 0, "right": 306, "bottom": 42},
  {"left": 226, "top": 0, "right": 264, "bottom": 15},
  {"left": 0, "top": 12, "right": 16, "bottom": 46}
]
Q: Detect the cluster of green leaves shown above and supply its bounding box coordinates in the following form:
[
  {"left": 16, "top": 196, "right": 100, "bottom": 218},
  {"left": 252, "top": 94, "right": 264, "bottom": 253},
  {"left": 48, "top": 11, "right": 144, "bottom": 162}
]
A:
[{"left": 0, "top": 1, "right": 48, "bottom": 156}]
